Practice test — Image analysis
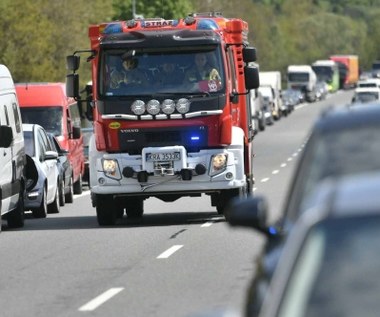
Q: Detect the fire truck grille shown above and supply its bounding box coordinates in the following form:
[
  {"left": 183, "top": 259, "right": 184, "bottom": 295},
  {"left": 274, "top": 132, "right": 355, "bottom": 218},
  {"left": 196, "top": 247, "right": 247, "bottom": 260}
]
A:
[{"left": 119, "top": 126, "right": 209, "bottom": 154}]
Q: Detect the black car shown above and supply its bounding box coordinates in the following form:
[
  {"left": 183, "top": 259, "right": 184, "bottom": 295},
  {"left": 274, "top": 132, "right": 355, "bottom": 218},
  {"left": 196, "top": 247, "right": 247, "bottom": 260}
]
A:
[
  {"left": 226, "top": 102, "right": 380, "bottom": 316},
  {"left": 47, "top": 133, "right": 74, "bottom": 205},
  {"left": 257, "top": 172, "right": 380, "bottom": 317}
]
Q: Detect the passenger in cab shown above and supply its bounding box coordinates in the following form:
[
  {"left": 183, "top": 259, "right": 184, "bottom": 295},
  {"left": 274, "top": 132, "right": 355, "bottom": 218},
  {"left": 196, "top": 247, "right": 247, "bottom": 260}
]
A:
[
  {"left": 183, "top": 52, "right": 221, "bottom": 84},
  {"left": 110, "top": 57, "right": 147, "bottom": 89},
  {"left": 156, "top": 61, "right": 184, "bottom": 86}
]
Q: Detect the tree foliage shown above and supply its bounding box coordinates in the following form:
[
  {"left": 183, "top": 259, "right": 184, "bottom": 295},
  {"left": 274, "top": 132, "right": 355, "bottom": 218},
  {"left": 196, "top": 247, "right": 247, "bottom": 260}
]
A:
[{"left": 0, "top": 0, "right": 379, "bottom": 84}]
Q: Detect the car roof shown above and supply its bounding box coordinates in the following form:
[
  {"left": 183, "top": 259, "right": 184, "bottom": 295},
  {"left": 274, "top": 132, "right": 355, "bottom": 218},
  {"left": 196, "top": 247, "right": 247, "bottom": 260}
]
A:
[
  {"left": 354, "top": 86, "right": 380, "bottom": 92},
  {"left": 313, "top": 102, "right": 380, "bottom": 133},
  {"left": 22, "top": 123, "right": 42, "bottom": 132}
]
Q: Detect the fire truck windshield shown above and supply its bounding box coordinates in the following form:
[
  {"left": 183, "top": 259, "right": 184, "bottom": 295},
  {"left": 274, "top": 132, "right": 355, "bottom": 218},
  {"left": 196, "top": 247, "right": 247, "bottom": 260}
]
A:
[{"left": 99, "top": 46, "right": 225, "bottom": 97}]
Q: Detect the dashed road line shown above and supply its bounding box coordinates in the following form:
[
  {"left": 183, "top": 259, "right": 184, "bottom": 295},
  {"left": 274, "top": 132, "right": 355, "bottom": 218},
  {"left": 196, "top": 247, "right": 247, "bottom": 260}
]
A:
[
  {"left": 260, "top": 178, "right": 270, "bottom": 183},
  {"left": 157, "top": 245, "right": 183, "bottom": 259},
  {"left": 272, "top": 170, "right": 279, "bottom": 175},
  {"left": 201, "top": 222, "right": 214, "bottom": 228},
  {"left": 79, "top": 287, "right": 124, "bottom": 312}
]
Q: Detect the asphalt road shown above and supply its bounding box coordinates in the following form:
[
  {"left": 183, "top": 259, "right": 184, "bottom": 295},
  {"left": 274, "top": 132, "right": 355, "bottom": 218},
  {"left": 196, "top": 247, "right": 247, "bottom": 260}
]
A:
[{"left": 0, "top": 90, "right": 353, "bottom": 317}]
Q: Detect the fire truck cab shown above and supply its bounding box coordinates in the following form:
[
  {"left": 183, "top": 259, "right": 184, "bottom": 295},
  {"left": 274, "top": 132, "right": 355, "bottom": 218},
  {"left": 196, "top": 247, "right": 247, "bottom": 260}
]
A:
[{"left": 66, "top": 12, "right": 259, "bottom": 226}]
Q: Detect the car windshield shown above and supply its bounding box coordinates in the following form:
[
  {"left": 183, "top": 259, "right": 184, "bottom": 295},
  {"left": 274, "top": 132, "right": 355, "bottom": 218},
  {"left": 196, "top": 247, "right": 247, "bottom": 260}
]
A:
[
  {"left": 20, "top": 106, "right": 63, "bottom": 136},
  {"left": 354, "top": 92, "right": 379, "bottom": 103},
  {"left": 312, "top": 66, "right": 333, "bottom": 81},
  {"left": 99, "top": 46, "right": 225, "bottom": 97},
  {"left": 278, "top": 216, "right": 380, "bottom": 317},
  {"left": 23, "top": 131, "right": 35, "bottom": 157},
  {"left": 288, "top": 73, "right": 309, "bottom": 82}
]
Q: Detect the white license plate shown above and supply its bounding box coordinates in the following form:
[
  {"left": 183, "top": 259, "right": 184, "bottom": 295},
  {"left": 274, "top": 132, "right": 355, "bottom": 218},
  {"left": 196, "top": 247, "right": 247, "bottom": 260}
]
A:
[{"left": 146, "top": 152, "right": 181, "bottom": 162}]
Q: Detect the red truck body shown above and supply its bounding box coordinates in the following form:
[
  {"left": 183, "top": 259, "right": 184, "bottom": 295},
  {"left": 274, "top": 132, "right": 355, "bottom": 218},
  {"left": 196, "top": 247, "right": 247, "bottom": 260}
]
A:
[
  {"left": 66, "top": 12, "right": 259, "bottom": 225},
  {"left": 16, "top": 83, "right": 85, "bottom": 193},
  {"left": 330, "top": 55, "right": 359, "bottom": 89}
]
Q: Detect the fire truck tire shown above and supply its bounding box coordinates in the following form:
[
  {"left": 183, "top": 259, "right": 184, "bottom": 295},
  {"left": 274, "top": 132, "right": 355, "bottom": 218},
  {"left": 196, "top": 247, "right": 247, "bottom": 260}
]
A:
[
  {"left": 125, "top": 198, "right": 144, "bottom": 218},
  {"left": 73, "top": 173, "right": 83, "bottom": 195},
  {"left": 96, "top": 194, "right": 117, "bottom": 226},
  {"left": 216, "top": 188, "right": 240, "bottom": 215}
]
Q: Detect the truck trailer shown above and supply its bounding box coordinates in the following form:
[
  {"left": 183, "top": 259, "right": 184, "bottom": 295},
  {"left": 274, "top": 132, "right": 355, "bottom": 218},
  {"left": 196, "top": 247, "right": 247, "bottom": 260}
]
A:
[{"left": 330, "top": 55, "right": 359, "bottom": 89}]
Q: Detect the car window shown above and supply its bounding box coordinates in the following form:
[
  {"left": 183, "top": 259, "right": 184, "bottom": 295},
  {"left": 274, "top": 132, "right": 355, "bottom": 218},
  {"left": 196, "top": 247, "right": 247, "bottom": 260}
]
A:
[
  {"left": 278, "top": 216, "right": 380, "bottom": 317},
  {"left": 285, "top": 124, "right": 380, "bottom": 221},
  {"left": 23, "top": 131, "right": 35, "bottom": 156}
]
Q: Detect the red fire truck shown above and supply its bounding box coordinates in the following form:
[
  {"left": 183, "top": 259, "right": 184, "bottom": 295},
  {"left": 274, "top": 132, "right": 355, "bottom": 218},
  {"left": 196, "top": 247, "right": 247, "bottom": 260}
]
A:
[{"left": 66, "top": 12, "right": 260, "bottom": 226}]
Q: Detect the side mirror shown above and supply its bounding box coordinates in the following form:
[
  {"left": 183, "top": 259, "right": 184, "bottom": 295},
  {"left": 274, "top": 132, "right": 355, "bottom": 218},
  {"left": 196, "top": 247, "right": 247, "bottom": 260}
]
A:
[
  {"left": 0, "top": 125, "right": 13, "bottom": 148},
  {"left": 225, "top": 195, "right": 269, "bottom": 235},
  {"left": 245, "top": 65, "right": 260, "bottom": 90},
  {"left": 243, "top": 47, "right": 257, "bottom": 63},
  {"left": 72, "top": 126, "right": 81, "bottom": 139},
  {"left": 66, "top": 74, "right": 80, "bottom": 98},
  {"left": 44, "top": 150, "right": 58, "bottom": 161},
  {"left": 66, "top": 55, "right": 80, "bottom": 71}
]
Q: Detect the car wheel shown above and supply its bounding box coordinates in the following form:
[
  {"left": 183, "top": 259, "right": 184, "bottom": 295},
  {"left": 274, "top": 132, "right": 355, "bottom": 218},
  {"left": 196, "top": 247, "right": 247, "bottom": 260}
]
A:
[
  {"left": 32, "top": 187, "right": 47, "bottom": 218},
  {"left": 48, "top": 183, "right": 60, "bottom": 214},
  {"left": 7, "top": 188, "right": 25, "bottom": 228},
  {"left": 73, "top": 173, "right": 83, "bottom": 195},
  {"left": 216, "top": 188, "right": 240, "bottom": 215},
  {"left": 65, "top": 175, "right": 74, "bottom": 203},
  {"left": 58, "top": 178, "right": 65, "bottom": 207}
]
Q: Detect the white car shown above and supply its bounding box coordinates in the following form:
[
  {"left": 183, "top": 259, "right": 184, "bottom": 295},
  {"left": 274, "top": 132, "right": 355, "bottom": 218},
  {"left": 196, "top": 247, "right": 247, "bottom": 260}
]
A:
[{"left": 23, "top": 124, "right": 60, "bottom": 217}]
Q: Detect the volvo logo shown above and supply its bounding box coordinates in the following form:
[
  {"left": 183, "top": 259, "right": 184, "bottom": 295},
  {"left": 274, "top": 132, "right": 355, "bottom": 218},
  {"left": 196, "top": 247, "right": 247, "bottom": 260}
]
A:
[{"left": 120, "top": 129, "right": 139, "bottom": 133}]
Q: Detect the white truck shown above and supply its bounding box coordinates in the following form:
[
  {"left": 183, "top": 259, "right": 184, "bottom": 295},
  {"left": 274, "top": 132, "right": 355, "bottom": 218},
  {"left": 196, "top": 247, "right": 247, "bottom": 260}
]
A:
[
  {"left": 287, "top": 65, "right": 317, "bottom": 102},
  {"left": 259, "top": 71, "right": 285, "bottom": 119},
  {"left": 0, "top": 65, "right": 26, "bottom": 229}
]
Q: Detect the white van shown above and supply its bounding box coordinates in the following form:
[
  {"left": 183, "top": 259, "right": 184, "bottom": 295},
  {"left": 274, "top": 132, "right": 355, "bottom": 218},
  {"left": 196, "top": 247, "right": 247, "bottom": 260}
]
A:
[{"left": 0, "top": 65, "right": 26, "bottom": 230}]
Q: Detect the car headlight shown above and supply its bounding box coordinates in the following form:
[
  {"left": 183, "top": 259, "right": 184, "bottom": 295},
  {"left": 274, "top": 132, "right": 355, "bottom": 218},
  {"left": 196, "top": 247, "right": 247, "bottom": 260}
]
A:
[
  {"left": 176, "top": 98, "right": 190, "bottom": 114},
  {"left": 146, "top": 99, "right": 161, "bottom": 115},
  {"left": 210, "top": 154, "right": 228, "bottom": 175},
  {"left": 131, "top": 100, "right": 146, "bottom": 115},
  {"left": 102, "top": 159, "right": 121, "bottom": 179},
  {"left": 161, "top": 99, "right": 175, "bottom": 114}
]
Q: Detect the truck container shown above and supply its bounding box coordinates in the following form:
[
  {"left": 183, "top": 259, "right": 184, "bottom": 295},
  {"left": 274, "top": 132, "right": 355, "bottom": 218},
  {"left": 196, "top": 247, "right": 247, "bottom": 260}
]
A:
[
  {"left": 329, "top": 55, "right": 359, "bottom": 89},
  {"left": 259, "top": 71, "right": 285, "bottom": 119}
]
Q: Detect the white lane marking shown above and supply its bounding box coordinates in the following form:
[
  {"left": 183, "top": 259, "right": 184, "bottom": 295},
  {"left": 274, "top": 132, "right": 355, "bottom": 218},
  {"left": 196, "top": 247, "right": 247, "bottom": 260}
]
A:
[
  {"left": 281, "top": 163, "right": 287, "bottom": 167},
  {"left": 272, "top": 170, "right": 279, "bottom": 175},
  {"left": 287, "top": 157, "right": 293, "bottom": 161},
  {"left": 201, "top": 222, "right": 214, "bottom": 228},
  {"left": 79, "top": 287, "right": 124, "bottom": 311},
  {"left": 157, "top": 245, "right": 183, "bottom": 259},
  {"left": 292, "top": 153, "right": 298, "bottom": 157},
  {"left": 253, "top": 187, "right": 257, "bottom": 192},
  {"left": 260, "top": 178, "right": 269, "bottom": 183}
]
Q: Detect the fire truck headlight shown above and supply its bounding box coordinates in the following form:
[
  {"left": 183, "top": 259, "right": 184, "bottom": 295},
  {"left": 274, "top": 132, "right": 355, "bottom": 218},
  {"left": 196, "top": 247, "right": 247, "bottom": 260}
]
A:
[
  {"left": 146, "top": 99, "right": 161, "bottom": 115},
  {"left": 161, "top": 99, "right": 175, "bottom": 114},
  {"left": 102, "top": 159, "right": 121, "bottom": 179},
  {"left": 131, "top": 100, "right": 146, "bottom": 115},
  {"left": 176, "top": 98, "right": 190, "bottom": 114},
  {"left": 210, "top": 154, "right": 228, "bottom": 175}
]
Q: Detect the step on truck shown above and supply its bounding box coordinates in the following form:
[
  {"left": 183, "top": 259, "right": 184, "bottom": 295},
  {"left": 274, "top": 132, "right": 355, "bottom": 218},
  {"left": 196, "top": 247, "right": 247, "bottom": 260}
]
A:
[{"left": 65, "top": 12, "right": 260, "bottom": 226}]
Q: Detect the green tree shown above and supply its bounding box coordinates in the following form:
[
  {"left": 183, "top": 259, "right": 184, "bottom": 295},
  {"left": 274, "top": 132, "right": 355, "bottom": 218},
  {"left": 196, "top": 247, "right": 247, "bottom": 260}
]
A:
[{"left": 113, "top": 0, "right": 193, "bottom": 20}]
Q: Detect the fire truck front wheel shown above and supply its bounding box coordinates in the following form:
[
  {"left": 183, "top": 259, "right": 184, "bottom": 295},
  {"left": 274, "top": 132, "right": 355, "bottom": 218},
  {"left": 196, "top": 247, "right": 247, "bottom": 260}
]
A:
[
  {"left": 125, "top": 198, "right": 144, "bottom": 218},
  {"left": 96, "top": 194, "right": 117, "bottom": 226},
  {"left": 215, "top": 188, "right": 241, "bottom": 215}
]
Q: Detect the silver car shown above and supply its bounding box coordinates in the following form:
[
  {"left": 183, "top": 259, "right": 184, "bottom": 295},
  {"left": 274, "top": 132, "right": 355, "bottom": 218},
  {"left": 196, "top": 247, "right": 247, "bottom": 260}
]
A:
[{"left": 23, "top": 124, "right": 60, "bottom": 218}]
